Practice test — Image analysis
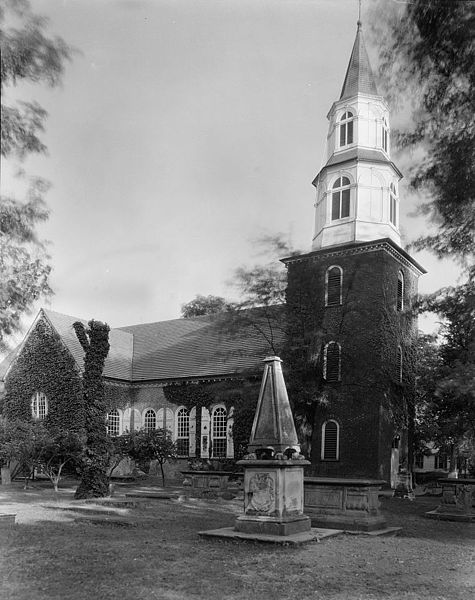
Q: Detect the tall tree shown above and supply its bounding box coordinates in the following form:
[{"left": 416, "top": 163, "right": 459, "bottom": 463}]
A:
[
  {"left": 0, "top": 0, "right": 72, "bottom": 351},
  {"left": 73, "top": 320, "right": 111, "bottom": 499},
  {"left": 374, "top": 0, "right": 474, "bottom": 267}
]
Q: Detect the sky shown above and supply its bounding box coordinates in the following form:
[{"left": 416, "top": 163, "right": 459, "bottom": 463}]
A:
[{"left": 2, "top": 0, "right": 463, "bottom": 349}]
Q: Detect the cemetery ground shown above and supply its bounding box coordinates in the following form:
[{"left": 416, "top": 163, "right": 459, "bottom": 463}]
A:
[{"left": 1, "top": 479, "right": 474, "bottom": 600}]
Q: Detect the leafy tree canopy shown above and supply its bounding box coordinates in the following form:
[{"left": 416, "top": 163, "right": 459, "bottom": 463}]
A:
[
  {"left": 374, "top": 0, "right": 474, "bottom": 267},
  {"left": 0, "top": 1, "right": 72, "bottom": 352},
  {"left": 181, "top": 294, "right": 230, "bottom": 318}
]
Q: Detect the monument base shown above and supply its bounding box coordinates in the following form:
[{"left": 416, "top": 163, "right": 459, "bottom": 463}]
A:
[
  {"left": 199, "top": 526, "right": 341, "bottom": 545},
  {"left": 235, "top": 514, "right": 311, "bottom": 536}
]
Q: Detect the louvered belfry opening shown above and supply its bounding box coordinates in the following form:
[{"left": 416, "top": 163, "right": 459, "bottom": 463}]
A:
[
  {"left": 396, "top": 346, "right": 403, "bottom": 383},
  {"left": 325, "top": 342, "right": 341, "bottom": 382},
  {"left": 323, "top": 421, "right": 338, "bottom": 460},
  {"left": 326, "top": 267, "right": 342, "bottom": 306}
]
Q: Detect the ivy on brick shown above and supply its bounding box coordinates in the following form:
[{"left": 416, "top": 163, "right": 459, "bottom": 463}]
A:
[
  {"left": 164, "top": 378, "right": 260, "bottom": 459},
  {"left": 3, "top": 316, "right": 84, "bottom": 432}
]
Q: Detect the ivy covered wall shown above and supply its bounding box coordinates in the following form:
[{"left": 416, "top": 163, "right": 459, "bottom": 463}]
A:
[
  {"left": 3, "top": 317, "right": 84, "bottom": 432},
  {"left": 285, "top": 245, "right": 419, "bottom": 480}
]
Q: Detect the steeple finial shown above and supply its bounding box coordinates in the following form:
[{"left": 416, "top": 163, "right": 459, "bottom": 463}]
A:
[{"left": 339, "top": 5, "right": 378, "bottom": 100}]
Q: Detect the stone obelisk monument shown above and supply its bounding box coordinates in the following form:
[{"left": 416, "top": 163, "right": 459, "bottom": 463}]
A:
[{"left": 234, "top": 356, "right": 311, "bottom": 536}]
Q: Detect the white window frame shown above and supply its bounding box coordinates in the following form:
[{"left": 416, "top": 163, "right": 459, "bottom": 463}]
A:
[
  {"left": 382, "top": 117, "right": 389, "bottom": 153},
  {"left": 321, "top": 420, "right": 340, "bottom": 461},
  {"left": 143, "top": 408, "right": 157, "bottom": 432},
  {"left": 31, "top": 391, "right": 48, "bottom": 420},
  {"left": 175, "top": 406, "right": 190, "bottom": 457},
  {"left": 331, "top": 176, "right": 351, "bottom": 221},
  {"left": 389, "top": 183, "right": 397, "bottom": 226},
  {"left": 211, "top": 405, "right": 227, "bottom": 459},
  {"left": 338, "top": 111, "right": 354, "bottom": 148},
  {"left": 107, "top": 409, "right": 121, "bottom": 437}
]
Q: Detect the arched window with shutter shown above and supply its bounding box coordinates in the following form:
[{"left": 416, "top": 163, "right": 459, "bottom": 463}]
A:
[
  {"left": 397, "top": 271, "right": 404, "bottom": 311},
  {"left": 321, "top": 420, "right": 339, "bottom": 460},
  {"left": 325, "top": 266, "right": 343, "bottom": 306},
  {"left": 144, "top": 409, "right": 156, "bottom": 432},
  {"left": 323, "top": 342, "right": 341, "bottom": 382}
]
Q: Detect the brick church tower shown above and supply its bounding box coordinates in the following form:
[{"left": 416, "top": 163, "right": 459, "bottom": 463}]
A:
[{"left": 282, "top": 21, "right": 425, "bottom": 483}]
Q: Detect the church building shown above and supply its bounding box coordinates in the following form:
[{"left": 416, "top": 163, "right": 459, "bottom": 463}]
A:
[{"left": 0, "top": 21, "right": 424, "bottom": 484}]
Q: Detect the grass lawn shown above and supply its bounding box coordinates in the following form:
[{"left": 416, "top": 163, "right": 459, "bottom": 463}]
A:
[{"left": 1, "top": 480, "right": 474, "bottom": 600}]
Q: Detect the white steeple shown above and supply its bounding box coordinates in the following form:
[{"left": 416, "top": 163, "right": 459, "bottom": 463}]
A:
[{"left": 312, "top": 21, "right": 402, "bottom": 251}]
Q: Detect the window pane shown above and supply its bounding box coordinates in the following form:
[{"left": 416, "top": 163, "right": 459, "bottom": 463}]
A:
[
  {"left": 397, "top": 273, "right": 404, "bottom": 311},
  {"left": 341, "top": 189, "right": 350, "bottom": 218},
  {"left": 144, "top": 409, "right": 156, "bottom": 432},
  {"left": 347, "top": 120, "right": 353, "bottom": 144},
  {"left": 340, "top": 124, "right": 346, "bottom": 146},
  {"left": 107, "top": 410, "right": 120, "bottom": 437},
  {"left": 331, "top": 193, "right": 340, "bottom": 220}
]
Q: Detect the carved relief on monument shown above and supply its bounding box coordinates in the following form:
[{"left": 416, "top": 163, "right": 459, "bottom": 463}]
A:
[{"left": 246, "top": 472, "right": 276, "bottom": 514}]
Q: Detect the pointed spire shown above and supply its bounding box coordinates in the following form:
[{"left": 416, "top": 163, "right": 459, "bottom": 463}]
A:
[
  {"left": 340, "top": 20, "right": 378, "bottom": 100},
  {"left": 247, "top": 356, "right": 299, "bottom": 452}
]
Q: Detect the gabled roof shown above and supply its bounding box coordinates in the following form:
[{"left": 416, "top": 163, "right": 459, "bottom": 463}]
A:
[
  {"left": 43, "top": 310, "right": 134, "bottom": 380},
  {"left": 1, "top": 308, "right": 285, "bottom": 384},
  {"left": 119, "top": 310, "right": 284, "bottom": 381},
  {"left": 340, "top": 22, "right": 378, "bottom": 100}
]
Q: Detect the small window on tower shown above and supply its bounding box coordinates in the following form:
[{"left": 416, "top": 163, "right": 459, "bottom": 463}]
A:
[
  {"left": 325, "top": 266, "right": 343, "bottom": 306},
  {"left": 331, "top": 177, "right": 351, "bottom": 221},
  {"left": 323, "top": 342, "right": 341, "bottom": 382},
  {"left": 397, "top": 271, "right": 404, "bottom": 311},
  {"left": 382, "top": 117, "right": 389, "bottom": 153},
  {"left": 390, "top": 183, "right": 397, "bottom": 226},
  {"left": 339, "top": 111, "right": 354, "bottom": 147},
  {"left": 321, "top": 420, "right": 339, "bottom": 460},
  {"left": 396, "top": 346, "right": 403, "bottom": 383}
]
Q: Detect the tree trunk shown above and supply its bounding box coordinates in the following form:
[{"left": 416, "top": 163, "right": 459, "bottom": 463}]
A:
[
  {"left": 1, "top": 466, "right": 11, "bottom": 485},
  {"left": 160, "top": 461, "right": 166, "bottom": 487}
]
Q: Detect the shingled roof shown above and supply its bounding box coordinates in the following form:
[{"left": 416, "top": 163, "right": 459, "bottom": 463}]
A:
[
  {"left": 340, "top": 22, "right": 378, "bottom": 100},
  {"left": 0, "top": 308, "right": 285, "bottom": 384}
]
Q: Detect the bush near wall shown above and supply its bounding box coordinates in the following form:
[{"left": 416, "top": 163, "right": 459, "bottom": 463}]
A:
[{"left": 3, "top": 318, "right": 84, "bottom": 432}]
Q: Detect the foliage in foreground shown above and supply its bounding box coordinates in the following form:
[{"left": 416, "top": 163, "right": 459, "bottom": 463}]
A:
[{"left": 0, "top": 1, "right": 73, "bottom": 351}]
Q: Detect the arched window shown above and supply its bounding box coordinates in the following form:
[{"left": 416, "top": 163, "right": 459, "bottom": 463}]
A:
[
  {"left": 325, "top": 266, "right": 343, "bottom": 306},
  {"left": 144, "top": 409, "right": 156, "bottom": 432},
  {"left": 331, "top": 177, "right": 351, "bottom": 221},
  {"left": 157, "top": 408, "right": 174, "bottom": 436},
  {"left": 176, "top": 407, "right": 190, "bottom": 457},
  {"left": 323, "top": 342, "right": 341, "bottom": 382},
  {"left": 389, "top": 183, "right": 397, "bottom": 226},
  {"left": 107, "top": 409, "right": 120, "bottom": 437},
  {"left": 397, "top": 271, "right": 404, "bottom": 311},
  {"left": 211, "top": 406, "right": 227, "bottom": 458},
  {"left": 31, "top": 392, "right": 48, "bottom": 420},
  {"left": 321, "top": 420, "right": 339, "bottom": 460},
  {"left": 382, "top": 117, "right": 389, "bottom": 153},
  {"left": 339, "top": 111, "right": 354, "bottom": 147},
  {"left": 396, "top": 346, "right": 403, "bottom": 383}
]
